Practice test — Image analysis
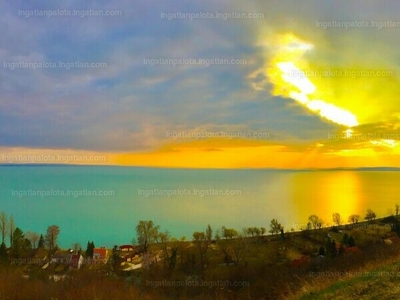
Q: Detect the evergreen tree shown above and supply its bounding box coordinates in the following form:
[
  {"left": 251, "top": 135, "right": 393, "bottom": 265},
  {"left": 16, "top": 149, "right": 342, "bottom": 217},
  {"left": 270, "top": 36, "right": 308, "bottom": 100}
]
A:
[
  {"left": 111, "top": 245, "right": 120, "bottom": 270},
  {"left": 38, "top": 234, "right": 45, "bottom": 248},
  {"left": 0, "top": 242, "right": 8, "bottom": 264},
  {"left": 342, "top": 233, "right": 349, "bottom": 246},
  {"left": 86, "top": 241, "right": 91, "bottom": 257},
  {"left": 330, "top": 240, "right": 337, "bottom": 257},
  {"left": 86, "top": 241, "right": 95, "bottom": 258},
  {"left": 348, "top": 236, "right": 355, "bottom": 247},
  {"left": 11, "top": 227, "right": 25, "bottom": 258}
]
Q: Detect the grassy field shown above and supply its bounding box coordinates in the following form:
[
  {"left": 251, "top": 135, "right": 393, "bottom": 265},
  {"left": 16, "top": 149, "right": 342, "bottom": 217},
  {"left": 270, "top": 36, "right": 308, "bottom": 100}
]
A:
[{"left": 294, "top": 243, "right": 400, "bottom": 300}]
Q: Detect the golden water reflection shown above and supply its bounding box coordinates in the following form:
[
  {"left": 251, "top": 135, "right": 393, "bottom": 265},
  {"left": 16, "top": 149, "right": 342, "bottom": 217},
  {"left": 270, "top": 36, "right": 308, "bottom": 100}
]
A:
[{"left": 291, "top": 171, "right": 363, "bottom": 227}]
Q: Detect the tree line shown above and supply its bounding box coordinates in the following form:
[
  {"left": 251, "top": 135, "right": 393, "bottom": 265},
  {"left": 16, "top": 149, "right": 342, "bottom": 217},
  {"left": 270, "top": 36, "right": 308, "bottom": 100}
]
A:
[
  {"left": 1, "top": 202, "right": 396, "bottom": 263},
  {"left": 290, "top": 206, "right": 394, "bottom": 232},
  {"left": 0, "top": 211, "right": 60, "bottom": 260},
  {"left": 130, "top": 204, "right": 400, "bottom": 275}
]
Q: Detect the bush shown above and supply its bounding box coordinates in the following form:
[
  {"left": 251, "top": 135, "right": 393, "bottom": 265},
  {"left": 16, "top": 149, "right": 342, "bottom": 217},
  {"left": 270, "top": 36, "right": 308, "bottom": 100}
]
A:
[{"left": 330, "top": 226, "right": 339, "bottom": 233}]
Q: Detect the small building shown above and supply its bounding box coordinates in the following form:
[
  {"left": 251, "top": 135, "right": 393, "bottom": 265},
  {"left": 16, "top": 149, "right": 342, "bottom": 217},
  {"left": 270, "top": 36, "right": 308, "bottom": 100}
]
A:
[
  {"left": 119, "top": 245, "right": 135, "bottom": 252},
  {"left": 50, "top": 250, "right": 83, "bottom": 269},
  {"left": 32, "top": 248, "right": 48, "bottom": 265},
  {"left": 69, "top": 254, "right": 84, "bottom": 269},
  {"left": 93, "top": 247, "right": 108, "bottom": 263},
  {"left": 50, "top": 251, "right": 72, "bottom": 264},
  {"left": 121, "top": 252, "right": 137, "bottom": 262}
]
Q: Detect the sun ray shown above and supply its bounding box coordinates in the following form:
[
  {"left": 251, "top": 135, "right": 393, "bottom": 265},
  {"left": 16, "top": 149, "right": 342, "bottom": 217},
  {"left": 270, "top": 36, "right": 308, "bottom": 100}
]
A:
[{"left": 266, "top": 33, "right": 359, "bottom": 128}]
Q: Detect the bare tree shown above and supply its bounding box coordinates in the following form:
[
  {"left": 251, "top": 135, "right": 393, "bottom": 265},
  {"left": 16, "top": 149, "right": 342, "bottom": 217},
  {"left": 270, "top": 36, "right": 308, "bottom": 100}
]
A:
[
  {"left": 0, "top": 212, "right": 7, "bottom": 244},
  {"left": 216, "top": 229, "right": 249, "bottom": 267},
  {"left": 45, "top": 225, "right": 60, "bottom": 250},
  {"left": 72, "top": 242, "right": 81, "bottom": 254},
  {"left": 365, "top": 209, "right": 377, "bottom": 222},
  {"left": 245, "top": 227, "right": 261, "bottom": 237},
  {"left": 396, "top": 204, "right": 400, "bottom": 216},
  {"left": 308, "top": 215, "right": 323, "bottom": 230},
  {"left": 8, "top": 215, "right": 15, "bottom": 246},
  {"left": 192, "top": 224, "right": 213, "bottom": 277},
  {"left": 206, "top": 224, "right": 212, "bottom": 242},
  {"left": 216, "top": 235, "right": 234, "bottom": 266},
  {"left": 159, "top": 231, "right": 178, "bottom": 270},
  {"left": 231, "top": 233, "right": 249, "bottom": 266},
  {"left": 269, "top": 219, "right": 283, "bottom": 236},
  {"left": 260, "top": 227, "right": 266, "bottom": 236},
  {"left": 135, "top": 220, "right": 159, "bottom": 253},
  {"left": 388, "top": 208, "right": 394, "bottom": 216},
  {"left": 332, "top": 213, "right": 343, "bottom": 226},
  {"left": 221, "top": 226, "right": 238, "bottom": 239},
  {"left": 25, "top": 231, "right": 39, "bottom": 249},
  {"left": 348, "top": 214, "right": 360, "bottom": 224},
  {"left": 159, "top": 231, "right": 170, "bottom": 268}
]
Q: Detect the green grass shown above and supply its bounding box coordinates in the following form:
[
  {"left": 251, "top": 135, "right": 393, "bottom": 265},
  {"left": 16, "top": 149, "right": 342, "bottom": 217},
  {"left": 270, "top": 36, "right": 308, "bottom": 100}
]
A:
[{"left": 297, "top": 244, "right": 400, "bottom": 299}]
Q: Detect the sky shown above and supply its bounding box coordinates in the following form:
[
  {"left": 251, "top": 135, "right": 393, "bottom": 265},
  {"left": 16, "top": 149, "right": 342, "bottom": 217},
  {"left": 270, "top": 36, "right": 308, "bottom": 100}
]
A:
[{"left": 1, "top": 0, "right": 400, "bottom": 168}]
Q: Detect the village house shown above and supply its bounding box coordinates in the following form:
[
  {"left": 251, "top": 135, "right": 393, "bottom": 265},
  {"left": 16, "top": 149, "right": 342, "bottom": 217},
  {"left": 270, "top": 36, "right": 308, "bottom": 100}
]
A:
[
  {"left": 50, "top": 250, "right": 83, "bottom": 269},
  {"left": 117, "top": 244, "right": 140, "bottom": 262},
  {"left": 69, "top": 254, "right": 84, "bottom": 269},
  {"left": 50, "top": 250, "right": 73, "bottom": 264},
  {"left": 31, "top": 248, "right": 48, "bottom": 266},
  {"left": 93, "top": 247, "right": 108, "bottom": 263},
  {"left": 119, "top": 245, "right": 135, "bottom": 252},
  {"left": 121, "top": 252, "right": 137, "bottom": 262}
]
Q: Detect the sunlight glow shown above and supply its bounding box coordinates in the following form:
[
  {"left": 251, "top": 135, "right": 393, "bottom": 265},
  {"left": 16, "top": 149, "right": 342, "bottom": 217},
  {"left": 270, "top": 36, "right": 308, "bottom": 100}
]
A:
[
  {"left": 267, "top": 33, "right": 359, "bottom": 128},
  {"left": 292, "top": 172, "right": 361, "bottom": 226},
  {"left": 306, "top": 100, "right": 359, "bottom": 127},
  {"left": 370, "top": 139, "right": 397, "bottom": 148},
  {"left": 345, "top": 129, "right": 353, "bottom": 139},
  {"left": 277, "top": 62, "right": 316, "bottom": 94}
]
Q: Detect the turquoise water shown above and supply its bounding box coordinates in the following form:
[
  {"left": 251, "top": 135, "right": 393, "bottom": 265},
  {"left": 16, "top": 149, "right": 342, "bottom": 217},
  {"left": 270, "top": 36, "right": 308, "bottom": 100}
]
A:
[{"left": 0, "top": 166, "right": 399, "bottom": 248}]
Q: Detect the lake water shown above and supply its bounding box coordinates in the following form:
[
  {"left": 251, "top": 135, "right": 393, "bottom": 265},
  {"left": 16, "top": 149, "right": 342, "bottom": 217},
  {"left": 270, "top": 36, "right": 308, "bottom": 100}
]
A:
[{"left": 0, "top": 166, "right": 399, "bottom": 248}]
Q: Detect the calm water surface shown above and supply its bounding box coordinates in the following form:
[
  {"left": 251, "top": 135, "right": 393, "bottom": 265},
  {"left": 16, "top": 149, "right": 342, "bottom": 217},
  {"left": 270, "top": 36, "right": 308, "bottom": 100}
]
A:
[{"left": 0, "top": 166, "right": 398, "bottom": 247}]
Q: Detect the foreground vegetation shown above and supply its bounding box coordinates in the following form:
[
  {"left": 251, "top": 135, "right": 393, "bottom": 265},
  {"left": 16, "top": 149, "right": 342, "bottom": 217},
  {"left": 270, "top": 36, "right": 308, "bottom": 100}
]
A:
[
  {"left": 294, "top": 238, "right": 400, "bottom": 299},
  {"left": 1, "top": 207, "right": 400, "bottom": 299}
]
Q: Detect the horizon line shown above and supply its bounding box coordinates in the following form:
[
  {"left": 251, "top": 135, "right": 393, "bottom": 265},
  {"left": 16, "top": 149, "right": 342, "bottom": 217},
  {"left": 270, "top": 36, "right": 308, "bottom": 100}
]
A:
[{"left": 1, "top": 163, "right": 400, "bottom": 171}]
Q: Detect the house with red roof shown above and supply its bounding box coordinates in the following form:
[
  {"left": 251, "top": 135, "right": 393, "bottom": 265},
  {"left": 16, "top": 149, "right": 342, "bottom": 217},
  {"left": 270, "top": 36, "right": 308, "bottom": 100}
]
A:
[
  {"left": 119, "top": 245, "right": 135, "bottom": 252},
  {"left": 93, "top": 247, "right": 108, "bottom": 263}
]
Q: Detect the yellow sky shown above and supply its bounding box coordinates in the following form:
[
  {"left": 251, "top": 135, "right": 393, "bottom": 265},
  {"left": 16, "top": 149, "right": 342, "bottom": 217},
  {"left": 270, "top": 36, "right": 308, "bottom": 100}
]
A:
[
  {"left": 1, "top": 136, "right": 398, "bottom": 169},
  {"left": 109, "top": 32, "right": 400, "bottom": 169},
  {"left": 2, "top": 32, "right": 400, "bottom": 169}
]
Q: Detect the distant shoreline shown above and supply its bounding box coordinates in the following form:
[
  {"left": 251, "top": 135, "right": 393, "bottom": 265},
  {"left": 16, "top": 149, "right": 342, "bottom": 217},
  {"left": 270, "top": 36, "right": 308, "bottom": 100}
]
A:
[{"left": 1, "top": 164, "right": 400, "bottom": 172}]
